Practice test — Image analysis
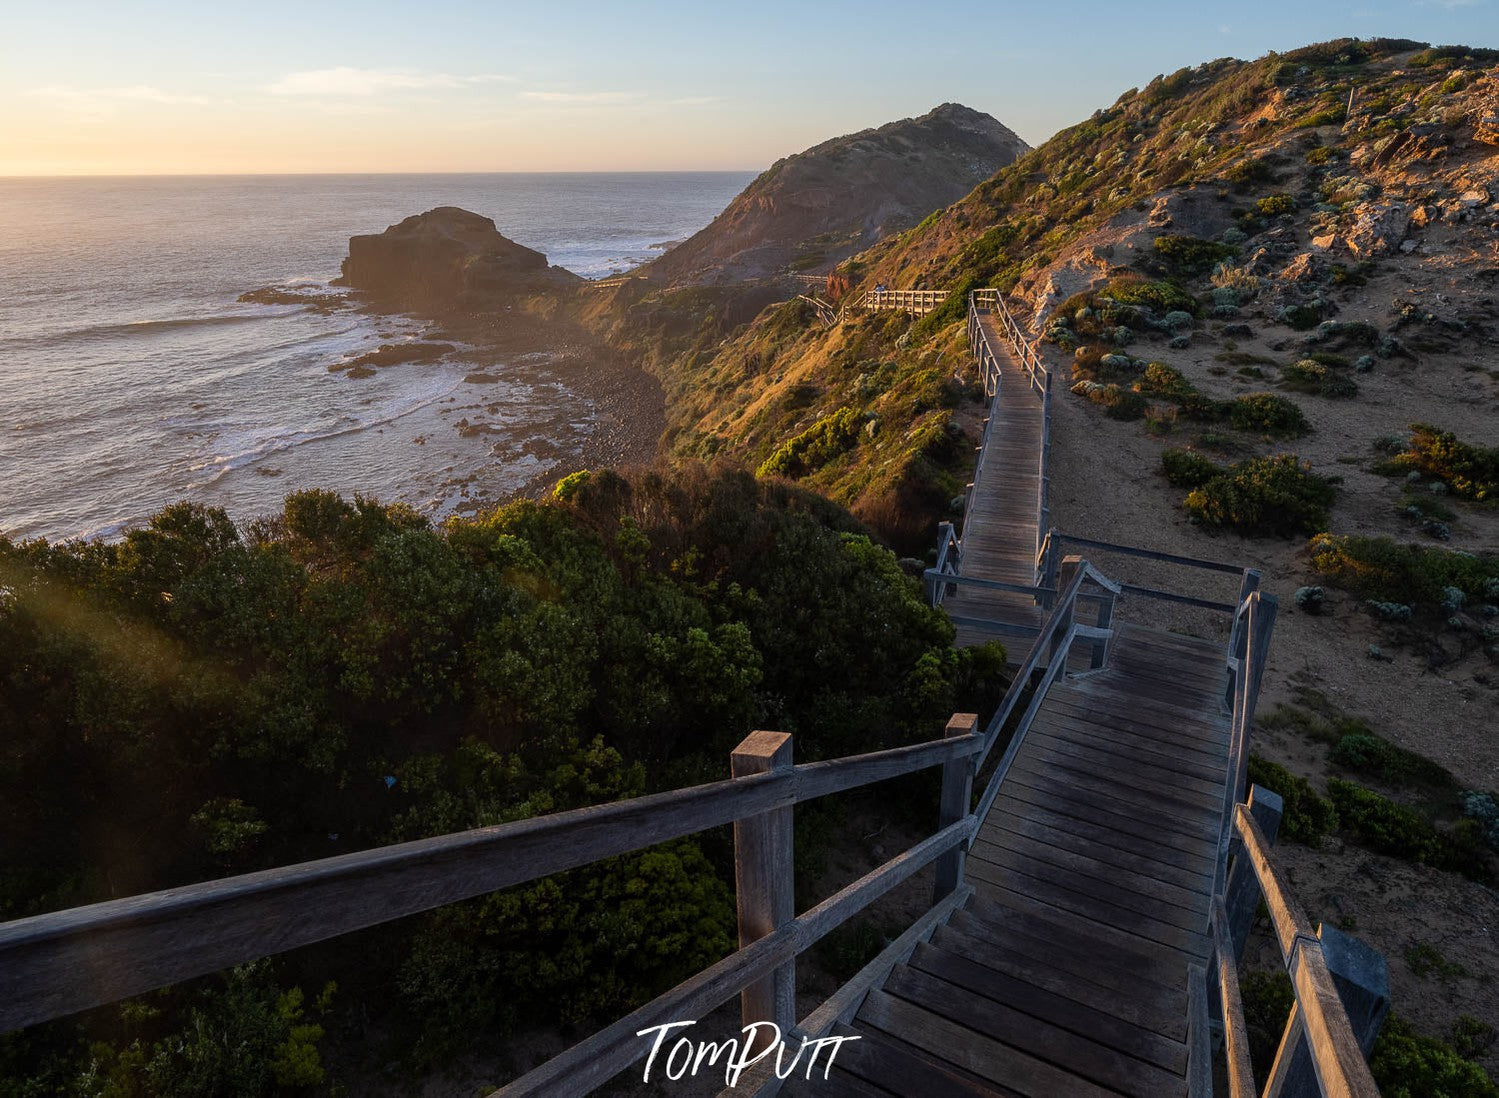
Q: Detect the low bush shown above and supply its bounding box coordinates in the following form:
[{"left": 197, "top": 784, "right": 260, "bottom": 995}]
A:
[
  {"left": 1228, "top": 393, "right": 1310, "bottom": 437},
  {"left": 756, "top": 408, "right": 863, "bottom": 478},
  {"left": 1153, "top": 234, "right": 1238, "bottom": 276},
  {"left": 1072, "top": 380, "right": 1147, "bottom": 420},
  {"left": 1383, "top": 424, "right": 1499, "bottom": 501},
  {"left": 1372, "top": 1015, "right": 1499, "bottom": 1098},
  {"left": 1106, "top": 278, "right": 1199, "bottom": 315},
  {"left": 1257, "top": 193, "right": 1297, "bottom": 216},
  {"left": 1327, "top": 779, "right": 1489, "bottom": 879},
  {"left": 1331, "top": 732, "right": 1456, "bottom": 792},
  {"left": 1137, "top": 362, "right": 1196, "bottom": 400},
  {"left": 1246, "top": 756, "right": 1338, "bottom": 843},
  {"left": 1183, "top": 454, "right": 1335, "bottom": 536},
  {"left": 1308, "top": 534, "right": 1499, "bottom": 606},
  {"left": 1281, "top": 359, "right": 1355, "bottom": 397},
  {"left": 1161, "top": 448, "right": 1221, "bottom": 488}
]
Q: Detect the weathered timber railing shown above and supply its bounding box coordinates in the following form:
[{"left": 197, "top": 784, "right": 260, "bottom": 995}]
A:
[
  {"left": 855, "top": 287, "right": 946, "bottom": 314},
  {"left": 1035, "top": 528, "right": 1256, "bottom": 614},
  {"left": 796, "top": 294, "right": 840, "bottom": 329},
  {"left": 583, "top": 275, "right": 641, "bottom": 290},
  {"left": 1193, "top": 788, "right": 1389, "bottom": 1097},
  {"left": 0, "top": 718, "right": 986, "bottom": 1097}
]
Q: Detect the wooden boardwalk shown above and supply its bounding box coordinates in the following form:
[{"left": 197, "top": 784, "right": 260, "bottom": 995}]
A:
[
  {"left": 944, "top": 311, "right": 1046, "bottom": 647},
  {"left": 798, "top": 623, "right": 1231, "bottom": 1097}
]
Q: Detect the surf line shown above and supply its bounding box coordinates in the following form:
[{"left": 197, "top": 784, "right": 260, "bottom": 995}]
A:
[{"left": 637, "top": 1020, "right": 859, "bottom": 1087}]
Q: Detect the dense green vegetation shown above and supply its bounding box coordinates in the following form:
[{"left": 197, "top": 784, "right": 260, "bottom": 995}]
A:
[
  {"left": 1160, "top": 451, "right": 1334, "bottom": 536},
  {"left": 0, "top": 469, "right": 1006, "bottom": 1091}
]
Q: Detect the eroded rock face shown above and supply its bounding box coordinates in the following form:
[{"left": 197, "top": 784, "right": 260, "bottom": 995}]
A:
[
  {"left": 336, "top": 207, "right": 577, "bottom": 308},
  {"left": 1344, "top": 202, "right": 1411, "bottom": 258}
]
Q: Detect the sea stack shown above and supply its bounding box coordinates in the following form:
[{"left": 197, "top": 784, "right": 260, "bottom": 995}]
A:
[{"left": 336, "top": 206, "right": 579, "bottom": 309}]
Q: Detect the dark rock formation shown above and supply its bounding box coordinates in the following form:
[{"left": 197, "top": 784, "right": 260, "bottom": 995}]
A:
[
  {"left": 639, "top": 103, "right": 1029, "bottom": 286},
  {"left": 336, "top": 207, "right": 579, "bottom": 309}
]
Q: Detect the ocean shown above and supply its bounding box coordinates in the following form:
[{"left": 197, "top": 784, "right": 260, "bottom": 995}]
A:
[{"left": 0, "top": 172, "right": 754, "bottom": 543}]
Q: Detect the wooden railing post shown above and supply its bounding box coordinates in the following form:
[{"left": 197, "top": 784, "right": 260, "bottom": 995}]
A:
[
  {"left": 1091, "top": 587, "right": 1115, "bottom": 670},
  {"left": 934, "top": 714, "right": 977, "bottom": 903},
  {"left": 1053, "top": 555, "right": 1083, "bottom": 663},
  {"left": 1226, "top": 783, "right": 1283, "bottom": 960},
  {"left": 1264, "top": 926, "right": 1390, "bottom": 1098},
  {"left": 731, "top": 731, "right": 795, "bottom": 1045}
]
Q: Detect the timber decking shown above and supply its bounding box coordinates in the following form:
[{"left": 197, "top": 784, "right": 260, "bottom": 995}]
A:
[
  {"left": 800, "top": 624, "right": 1231, "bottom": 1097},
  {"left": 946, "top": 309, "right": 1045, "bottom": 647}
]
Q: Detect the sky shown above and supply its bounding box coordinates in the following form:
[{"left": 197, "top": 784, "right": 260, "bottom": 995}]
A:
[{"left": 1, "top": 0, "right": 1496, "bottom": 176}]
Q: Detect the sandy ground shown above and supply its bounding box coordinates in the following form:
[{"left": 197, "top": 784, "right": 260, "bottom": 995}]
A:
[{"left": 1036, "top": 255, "right": 1499, "bottom": 1070}]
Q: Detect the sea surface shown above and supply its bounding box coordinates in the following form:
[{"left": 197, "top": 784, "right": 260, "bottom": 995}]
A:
[{"left": 0, "top": 172, "right": 753, "bottom": 542}]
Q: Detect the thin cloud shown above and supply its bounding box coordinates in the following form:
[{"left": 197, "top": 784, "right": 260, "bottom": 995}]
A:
[
  {"left": 26, "top": 85, "right": 211, "bottom": 117},
  {"left": 267, "top": 67, "right": 513, "bottom": 96},
  {"left": 520, "top": 90, "right": 642, "bottom": 104}
]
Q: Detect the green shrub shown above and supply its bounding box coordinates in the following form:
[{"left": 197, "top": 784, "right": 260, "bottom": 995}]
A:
[
  {"left": 756, "top": 407, "right": 863, "bottom": 478},
  {"left": 1280, "top": 304, "right": 1324, "bottom": 331},
  {"left": 1306, "top": 145, "right": 1335, "bottom": 165},
  {"left": 1153, "top": 234, "right": 1238, "bottom": 276},
  {"left": 1257, "top": 193, "right": 1297, "bottom": 216},
  {"left": 1309, "top": 533, "right": 1499, "bottom": 606},
  {"left": 1246, "top": 756, "right": 1339, "bottom": 843},
  {"left": 1184, "top": 454, "right": 1335, "bottom": 536},
  {"left": 1326, "top": 779, "right": 1488, "bottom": 878},
  {"left": 1161, "top": 448, "right": 1221, "bottom": 488},
  {"left": 1331, "top": 732, "right": 1456, "bottom": 791},
  {"left": 1073, "top": 380, "right": 1147, "bottom": 420},
  {"left": 1138, "top": 362, "right": 1196, "bottom": 400},
  {"left": 1391, "top": 424, "right": 1499, "bottom": 501},
  {"left": 1106, "top": 278, "right": 1199, "bottom": 315},
  {"left": 1229, "top": 393, "right": 1310, "bottom": 437},
  {"left": 1372, "top": 1014, "right": 1499, "bottom": 1098}
]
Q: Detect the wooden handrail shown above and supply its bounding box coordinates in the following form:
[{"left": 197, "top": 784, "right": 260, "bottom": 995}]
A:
[
  {"left": 0, "top": 730, "right": 981, "bottom": 1033},
  {"left": 500, "top": 816, "right": 975, "bottom": 1096},
  {"left": 1211, "top": 896, "right": 1256, "bottom": 1097},
  {"left": 1231, "top": 804, "right": 1381, "bottom": 1098}
]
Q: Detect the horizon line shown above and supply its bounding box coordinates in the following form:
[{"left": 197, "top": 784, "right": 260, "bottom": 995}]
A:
[{"left": 0, "top": 168, "right": 764, "bottom": 181}]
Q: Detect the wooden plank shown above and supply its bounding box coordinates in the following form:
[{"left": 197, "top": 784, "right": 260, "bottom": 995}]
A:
[
  {"left": 826, "top": 1022, "right": 1010, "bottom": 1097},
  {"left": 1005, "top": 758, "right": 1221, "bottom": 834},
  {"left": 966, "top": 843, "right": 1209, "bottom": 933},
  {"left": 986, "top": 797, "right": 1216, "bottom": 874},
  {"left": 964, "top": 858, "right": 1209, "bottom": 956},
  {"left": 885, "top": 963, "right": 1185, "bottom": 1098},
  {"left": 1028, "top": 719, "right": 1227, "bottom": 784},
  {"left": 1038, "top": 696, "right": 1230, "bottom": 757},
  {"left": 909, "top": 942, "right": 1188, "bottom": 1074},
  {"left": 982, "top": 812, "right": 1214, "bottom": 893},
  {"left": 1234, "top": 802, "right": 1314, "bottom": 962},
  {"left": 858, "top": 988, "right": 1121, "bottom": 1098},
  {"left": 932, "top": 922, "right": 1188, "bottom": 1041},
  {"left": 953, "top": 897, "right": 1189, "bottom": 998},
  {"left": 994, "top": 773, "right": 1221, "bottom": 854},
  {"left": 972, "top": 832, "right": 1210, "bottom": 918},
  {"left": 968, "top": 878, "right": 1207, "bottom": 967},
  {"left": 1019, "top": 739, "right": 1226, "bottom": 810},
  {"left": 1026, "top": 724, "right": 1226, "bottom": 789}
]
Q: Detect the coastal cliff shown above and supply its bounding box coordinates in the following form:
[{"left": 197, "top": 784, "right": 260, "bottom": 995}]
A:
[{"left": 640, "top": 103, "right": 1029, "bottom": 285}]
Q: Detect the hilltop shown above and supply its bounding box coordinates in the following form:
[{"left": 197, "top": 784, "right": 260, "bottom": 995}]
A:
[{"left": 640, "top": 103, "right": 1028, "bottom": 285}]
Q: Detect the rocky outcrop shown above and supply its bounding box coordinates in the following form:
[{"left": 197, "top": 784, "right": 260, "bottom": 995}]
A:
[
  {"left": 641, "top": 103, "right": 1029, "bottom": 286},
  {"left": 336, "top": 207, "right": 580, "bottom": 309}
]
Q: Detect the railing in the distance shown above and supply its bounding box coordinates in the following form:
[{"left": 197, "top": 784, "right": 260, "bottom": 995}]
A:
[
  {"left": 0, "top": 719, "right": 986, "bottom": 1098},
  {"left": 854, "top": 287, "right": 946, "bottom": 314}
]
